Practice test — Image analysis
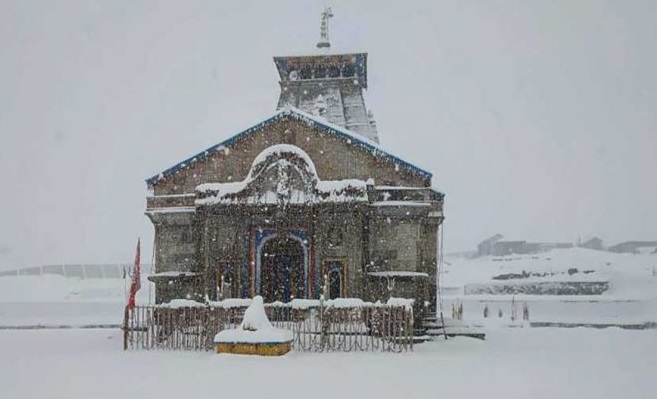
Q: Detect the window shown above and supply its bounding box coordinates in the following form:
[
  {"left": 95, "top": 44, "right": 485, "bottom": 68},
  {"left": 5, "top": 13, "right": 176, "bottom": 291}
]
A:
[{"left": 323, "top": 260, "right": 345, "bottom": 298}]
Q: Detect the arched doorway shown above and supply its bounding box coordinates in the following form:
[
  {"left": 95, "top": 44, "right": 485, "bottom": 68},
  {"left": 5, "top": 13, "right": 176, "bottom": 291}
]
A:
[
  {"left": 260, "top": 236, "right": 305, "bottom": 302},
  {"left": 323, "top": 260, "right": 345, "bottom": 299},
  {"left": 328, "top": 269, "right": 342, "bottom": 299}
]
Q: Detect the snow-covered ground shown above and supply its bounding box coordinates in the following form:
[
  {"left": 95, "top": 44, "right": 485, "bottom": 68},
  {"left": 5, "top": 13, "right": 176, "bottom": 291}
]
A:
[
  {"left": 1, "top": 327, "right": 655, "bottom": 399},
  {"left": 1, "top": 247, "right": 656, "bottom": 328},
  {"left": 0, "top": 274, "right": 152, "bottom": 327},
  {"left": 0, "top": 255, "right": 655, "bottom": 398},
  {"left": 442, "top": 248, "right": 657, "bottom": 326}
]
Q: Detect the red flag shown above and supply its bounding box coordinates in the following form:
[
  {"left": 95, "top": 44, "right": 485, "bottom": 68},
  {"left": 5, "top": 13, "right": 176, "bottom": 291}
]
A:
[{"left": 127, "top": 238, "right": 141, "bottom": 310}]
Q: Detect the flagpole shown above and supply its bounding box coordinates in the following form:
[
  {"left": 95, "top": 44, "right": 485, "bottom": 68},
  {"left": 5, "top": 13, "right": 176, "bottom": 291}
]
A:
[
  {"left": 123, "top": 265, "right": 128, "bottom": 302},
  {"left": 149, "top": 235, "right": 156, "bottom": 304},
  {"left": 123, "top": 237, "right": 141, "bottom": 351}
]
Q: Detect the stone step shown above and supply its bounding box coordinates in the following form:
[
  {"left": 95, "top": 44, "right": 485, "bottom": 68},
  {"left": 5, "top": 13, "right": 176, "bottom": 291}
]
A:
[{"left": 413, "top": 335, "right": 431, "bottom": 344}]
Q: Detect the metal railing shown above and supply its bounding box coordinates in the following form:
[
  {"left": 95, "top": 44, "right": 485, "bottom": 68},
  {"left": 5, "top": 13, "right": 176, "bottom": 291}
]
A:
[{"left": 123, "top": 301, "right": 413, "bottom": 353}]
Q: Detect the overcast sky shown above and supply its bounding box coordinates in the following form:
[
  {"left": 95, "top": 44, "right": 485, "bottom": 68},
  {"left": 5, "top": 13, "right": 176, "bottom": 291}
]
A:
[{"left": 1, "top": 0, "right": 656, "bottom": 269}]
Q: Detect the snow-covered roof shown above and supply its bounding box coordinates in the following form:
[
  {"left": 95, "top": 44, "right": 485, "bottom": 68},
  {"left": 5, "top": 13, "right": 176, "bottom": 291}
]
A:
[{"left": 146, "top": 107, "right": 432, "bottom": 187}]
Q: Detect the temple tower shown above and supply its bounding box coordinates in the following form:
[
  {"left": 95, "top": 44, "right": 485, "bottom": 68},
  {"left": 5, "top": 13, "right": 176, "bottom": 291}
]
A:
[{"left": 273, "top": 8, "right": 379, "bottom": 143}]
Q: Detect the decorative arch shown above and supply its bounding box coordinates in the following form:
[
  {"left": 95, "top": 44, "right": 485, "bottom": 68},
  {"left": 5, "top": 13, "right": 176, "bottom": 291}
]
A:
[{"left": 236, "top": 144, "right": 321, "bottom": 205}]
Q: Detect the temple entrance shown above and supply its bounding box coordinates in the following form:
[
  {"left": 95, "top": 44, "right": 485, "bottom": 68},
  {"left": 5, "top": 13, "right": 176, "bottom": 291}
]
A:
[{"left": 260, "top": 236, "right": 305, "bottom": 302}]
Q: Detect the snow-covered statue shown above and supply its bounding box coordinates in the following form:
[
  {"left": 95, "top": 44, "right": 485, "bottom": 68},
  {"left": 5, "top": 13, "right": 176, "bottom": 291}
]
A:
[
  {"left": 239, "top": 295, "right": 274, "bottom": 331},
  {"left": 214, "top": 296, "right": 293, "bottom": 356}
]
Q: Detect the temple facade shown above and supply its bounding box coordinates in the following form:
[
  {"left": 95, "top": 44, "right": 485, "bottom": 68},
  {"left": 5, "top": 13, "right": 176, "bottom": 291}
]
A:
[{"left": 145, "top": 13, "right": 444, "bottom": 322}]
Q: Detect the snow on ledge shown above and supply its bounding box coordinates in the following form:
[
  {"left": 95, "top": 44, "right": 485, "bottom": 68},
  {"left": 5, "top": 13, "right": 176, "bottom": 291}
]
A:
[
  {"left": 158, "top": 299, "right": 206, "bottom": 309},
  {"left": 386, "top": 297, "right": 415, "bottom": 309},
  {"left": 368, "top": 271, "right": 430, "bottom": 278},
  {"left": 208, "top": 298, "right": 253, "bottom": 308},
  {"left": 291, "top": 299, "right": 321, "bottom": 309},
  {"left": 214, "top": 327, "right": 293, "bottom": 344},
  {"left": 156, "top": 296, "right": 417, "bottom": 310},
  {"left": 145, "top": 207, "right": 196, "bottom": 214},
  {"left": 370, "top": 201, "right": 431, "bottom": 207},
  {"left": 324, "top": 298, "right": 366, "bottom": 308},
  {"left": 149, "top": 271, "right": 199, "bottom": 278}
]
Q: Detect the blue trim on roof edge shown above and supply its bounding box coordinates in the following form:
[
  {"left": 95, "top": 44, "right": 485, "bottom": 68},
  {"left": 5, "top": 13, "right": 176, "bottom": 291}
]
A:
[{"left": 146, "top": 108, "right": 433, "bottom": 187}]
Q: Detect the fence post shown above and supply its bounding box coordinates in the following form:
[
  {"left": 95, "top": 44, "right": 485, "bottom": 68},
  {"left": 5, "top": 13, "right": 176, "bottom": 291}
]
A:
[{"left": 122, "top": 306, "right": 129, "bottom": 351}]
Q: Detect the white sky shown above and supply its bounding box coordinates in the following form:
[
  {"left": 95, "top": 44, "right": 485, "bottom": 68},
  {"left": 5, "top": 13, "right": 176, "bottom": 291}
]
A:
[{"left": 1, "top": 0, "right": 656, "bottom": 269}]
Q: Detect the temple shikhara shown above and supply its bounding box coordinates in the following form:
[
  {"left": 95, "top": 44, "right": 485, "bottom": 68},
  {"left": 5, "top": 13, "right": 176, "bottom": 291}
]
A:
[{"left": 144, "top": 9, "right": 445, "bottom": 323}]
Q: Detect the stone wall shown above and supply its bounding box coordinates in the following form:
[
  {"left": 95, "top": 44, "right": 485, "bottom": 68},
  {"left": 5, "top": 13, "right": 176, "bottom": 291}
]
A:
[{"left": 194, "top": 203, "right": 369, "bottom": 301}]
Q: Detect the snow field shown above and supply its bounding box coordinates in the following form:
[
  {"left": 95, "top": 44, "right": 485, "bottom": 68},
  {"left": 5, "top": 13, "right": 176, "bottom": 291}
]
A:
[
  {"left": 0, "top": 274, "right": 152, "bottom": 327},
  {"left": 1, "top": 328, "right": 655, "bottom": 399}
]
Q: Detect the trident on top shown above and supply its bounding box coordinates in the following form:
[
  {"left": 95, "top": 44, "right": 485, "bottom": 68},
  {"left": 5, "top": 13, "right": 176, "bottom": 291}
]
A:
[{"left": 316, "top": 7, "right": 334, "bottom": 49}]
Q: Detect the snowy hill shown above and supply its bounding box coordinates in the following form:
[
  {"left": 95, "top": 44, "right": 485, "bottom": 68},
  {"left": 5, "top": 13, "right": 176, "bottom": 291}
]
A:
[
  {"left": 444, "top": 247, "right": 656, "bottom": 299},
  {"left": 440, "top": 248, "right": 657, "bottom": 327}
]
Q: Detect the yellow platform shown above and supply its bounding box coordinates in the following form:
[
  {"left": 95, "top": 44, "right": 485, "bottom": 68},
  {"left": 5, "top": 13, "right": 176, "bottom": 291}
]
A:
[{"left": 215, "top": 341, "right": 292, "bottom": 356}]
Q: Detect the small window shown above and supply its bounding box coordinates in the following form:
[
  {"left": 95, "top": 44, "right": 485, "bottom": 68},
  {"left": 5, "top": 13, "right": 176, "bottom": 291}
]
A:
[
  {"left": 215, "top": 262, "right": 235, "bottom": 300},
  {"left": 328, "top": 270, "right": 342, "bottom": 299},
  {"left": 323, "top": 260, "right": 345, "bottom": 299},
  {"left": 218, "top": 271, "right": 233, "bottom": 299}
]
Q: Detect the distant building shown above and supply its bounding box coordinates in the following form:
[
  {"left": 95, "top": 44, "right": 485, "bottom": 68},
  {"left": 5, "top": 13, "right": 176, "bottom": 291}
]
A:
[
  {"left": 608, "top": 241, "right": 657, "bottom": 254},
  {"left": 476, "top": 234, "right": 573, "bottom": 257},
  {"left": 579, "top": 237, "right": 604, "bottom": 251},
  {"left": 491, "top": 240, "right": 539, "bottom": 256},
  {"left": 477, "top": 234, "right": 503, "bottom": 257},
  {"left": 536, "top": 242, "right": 574, "bottom": 251}
]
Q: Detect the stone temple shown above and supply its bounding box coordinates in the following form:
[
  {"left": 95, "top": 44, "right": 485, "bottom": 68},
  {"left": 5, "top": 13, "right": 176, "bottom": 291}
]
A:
[{"left": 145, "top": 11, "right": 445, "bottom": 323}]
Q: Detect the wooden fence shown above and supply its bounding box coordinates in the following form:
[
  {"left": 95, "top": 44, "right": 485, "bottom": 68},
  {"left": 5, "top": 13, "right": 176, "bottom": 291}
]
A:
[{"left": 123, "top": 301, "right": 413, "bottom": 353}]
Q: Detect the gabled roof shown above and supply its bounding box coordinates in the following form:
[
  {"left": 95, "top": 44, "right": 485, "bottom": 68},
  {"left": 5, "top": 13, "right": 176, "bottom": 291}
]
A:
[{"left": 146, "top": 107, "right": 432, "bottom": 187}]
